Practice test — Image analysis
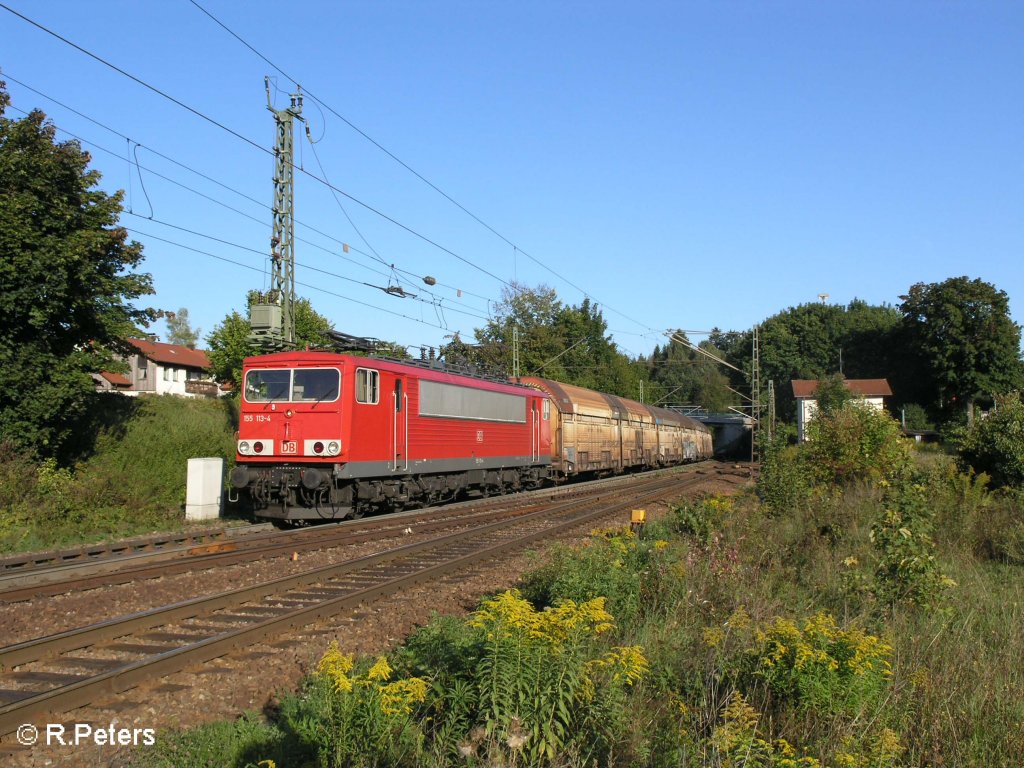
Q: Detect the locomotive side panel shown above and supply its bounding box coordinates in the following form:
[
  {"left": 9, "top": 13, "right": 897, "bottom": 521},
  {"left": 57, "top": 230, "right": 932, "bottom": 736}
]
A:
[{"left": 408, "top": 378, "right": 538, "bottom": 468}]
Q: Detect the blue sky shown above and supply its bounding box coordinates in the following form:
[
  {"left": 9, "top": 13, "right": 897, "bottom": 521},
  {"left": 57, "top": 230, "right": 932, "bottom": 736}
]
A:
[{"left": 2, "top": 1, "right": 1021, "bottom": 358}]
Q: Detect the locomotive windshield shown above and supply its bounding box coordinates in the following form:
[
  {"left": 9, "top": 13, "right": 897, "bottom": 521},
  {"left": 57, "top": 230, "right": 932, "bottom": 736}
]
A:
[{"left": 244, "top": 368, "right": 340, "bottom": 403}]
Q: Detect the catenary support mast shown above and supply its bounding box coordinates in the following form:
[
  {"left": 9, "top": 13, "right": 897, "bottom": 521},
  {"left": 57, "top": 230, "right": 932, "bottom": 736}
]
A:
[{"left": 250, "top": 78, "right": 304, "bottom": 349}]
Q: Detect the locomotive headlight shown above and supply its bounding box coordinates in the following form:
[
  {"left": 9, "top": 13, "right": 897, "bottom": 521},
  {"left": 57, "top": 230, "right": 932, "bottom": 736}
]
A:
[
  {"left": 238, "top": 441, "right": 251, "bottom": 455},
  {"left": 327, "top": 441, "right": 341, "bottom": 456}
]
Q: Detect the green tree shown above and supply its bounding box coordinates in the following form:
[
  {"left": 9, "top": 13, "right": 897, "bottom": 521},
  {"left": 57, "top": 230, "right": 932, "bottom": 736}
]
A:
[
  {"left": 958, "top": 393, "right": 1024, "bottom": 488},
  {"left": 805, "top": 400, "right": 910, "bottom": 485},
  {"left": 813, "top": 373, "right": 853, "bottom": 417},
  {"left": 165, "top": 307, "right": 200, "bottom": 349},
  {"left": 648, "top": 332, "right": 735, "bottom": 411},
  {"left": 468, "top": 282, "right": 565, "bottom": 378},
  {"left": 0, "top": 85, "right": 155, "bottom": 459},
  {"left": 712, "top": 301, "right": 907, "bottom": 421},
  {"left": 205, "top": 310, "right": 252, "bottom": 389},
  {"left": 899, "top": 276, "right": 1024, "bottom": 420},
  {"left": 205, "top": 297, "right": 334, "bottom": 390},
  {"left": 451, "top": 283, "right": 648, "bottom": 397}
]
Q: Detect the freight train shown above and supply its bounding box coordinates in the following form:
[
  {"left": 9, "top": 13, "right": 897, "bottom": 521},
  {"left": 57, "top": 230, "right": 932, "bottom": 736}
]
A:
[{"left": 228, "top": 351, "right": 713, "bottom": 523}]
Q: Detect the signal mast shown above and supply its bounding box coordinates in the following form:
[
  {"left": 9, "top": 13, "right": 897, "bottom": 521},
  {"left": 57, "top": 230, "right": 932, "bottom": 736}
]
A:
[{"left": 249, "top": 78, "right": 304, "bottom": 349}]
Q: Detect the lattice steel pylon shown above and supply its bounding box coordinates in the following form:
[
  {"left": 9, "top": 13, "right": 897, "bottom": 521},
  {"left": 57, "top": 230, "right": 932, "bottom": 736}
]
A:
[
  {"left": 512, "top": 326, "right": 520, "bottom": 379},
  {"left": 751, "top": 324, "right": 761, "bottom": 462},
  {"left": 250, "top": 78, "right": 304, "bottom": 350}
]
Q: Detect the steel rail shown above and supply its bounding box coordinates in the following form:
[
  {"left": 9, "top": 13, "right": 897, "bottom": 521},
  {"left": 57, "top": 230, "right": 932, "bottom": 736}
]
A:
[
  {"left": 0, "top": 502, "right": 548, "bottom": 603},
  {"left": 0, "top": 528, "right": 235, "bottom": 575},
  {"left": 0, "top": 472, "right": 699, "bottom": 735},
  {"left": 0, "top": 463, "right": 712, "bottom": 602}
]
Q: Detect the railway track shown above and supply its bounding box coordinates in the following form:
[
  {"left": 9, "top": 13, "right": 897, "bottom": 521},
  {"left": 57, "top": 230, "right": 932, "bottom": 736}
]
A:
[
  {"left": 0, "top": 469, "right": 708, "bottom": 737},
  {"left": 0, "top": 464, "right": 723, "bottom": 603},
  {"left": 0, "top": 527, "right": 238, "bottom": 578}
]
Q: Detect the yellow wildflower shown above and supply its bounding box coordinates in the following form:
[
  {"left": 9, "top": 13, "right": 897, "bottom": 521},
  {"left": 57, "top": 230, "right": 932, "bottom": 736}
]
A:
[
  {"left": 703, "top": 626, "right": 726, "bottom": 648},
  {"left": 726, "top": 605, "right": 751, "bottom": 632},
  {"left": 317, "top": 642, "right": 355, "bottom": 693},
  {"left": 367, "top": 655, "right": 393, "bottom": 682},
  {"left": 378, "top": 677, "right": 428, "bottom": 716}
]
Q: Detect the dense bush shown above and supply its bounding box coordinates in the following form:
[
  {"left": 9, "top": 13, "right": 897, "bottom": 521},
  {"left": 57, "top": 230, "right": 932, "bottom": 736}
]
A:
[
  {"left": 270, "top": 589, "right": 649, "bottom": 768},
  {"left": 520, "top": 524, "right": 687, "bottom": 631},
  {"left": 757, "top": 435, "right": 814, "bottom": 515},
  {"left": 749, "top": 613, "right": 892, "bottom": 716},
  {"left": 869, "top": 478, "right": 955, "bottom": 608},
  {"left": 805, "top": 400, "right": 910, "bottom": 484},
  {"left": 957, "top": 393, "right": 1024, "bottom": 488}
]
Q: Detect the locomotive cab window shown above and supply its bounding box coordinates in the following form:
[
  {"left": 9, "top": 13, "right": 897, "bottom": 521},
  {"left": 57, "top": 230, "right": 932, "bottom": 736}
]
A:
[
  {"left": 292, "top": 368, "right": 340, "bottom": 402},
  {"left": 356, "top": 368, "right": 379, "bottom": 404},
  {"left": 542, "top": 399, "right": 550, "bottom": 420},
  {"left": 244, "top": 369, "right": 290, "bottom": 402}
]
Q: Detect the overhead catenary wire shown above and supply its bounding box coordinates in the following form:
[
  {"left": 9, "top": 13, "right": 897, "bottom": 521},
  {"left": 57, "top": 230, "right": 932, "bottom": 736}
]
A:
[
  {"left": 1, "top": 94, "right": 496, "bottom": 330},
  {"left": 126, "top": 226, "right": 483, "bottom": 344},
  {"left": 3, "top": 58, "right": 664, "bottom": 357},
  {"left": 1, "top": 87, "right": 496, "bottom": 319},
  {"left": 0, "top": 5, "right": 515, "bottom": 294},
  {"left": 186, "top": 0, "right": 661, "bottom": 337},
  {"left": 665, "top": 330, "right": 742, "bottom": 373},
  {"left": 126, "top": 215, "right": 493, "bottom": 325}
]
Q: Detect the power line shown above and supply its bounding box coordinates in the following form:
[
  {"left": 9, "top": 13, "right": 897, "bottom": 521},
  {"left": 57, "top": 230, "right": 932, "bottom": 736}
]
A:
[
  {"left": 0, "top": 89, "right": 493, "bottom": 328},
  {"left": 3, "top": 54, "right": 669, "bottom": 348},
  {"left": 186, "top": 0, "right": 660, "bottom": 336},
  {"left": 127, "top": 214, "right": 493, "bottom": 325},
  {"left": 2, "top": 84, "right": 496, "bottom": 317},
  {"left": 0, "top": 2, "right": 266, "bottom": 155},
  {"left": 0, "top": 6, "right": 515, "bottom": 293},
  {"left": 126, "top": 226, "right": 482, "bottom": 342}
]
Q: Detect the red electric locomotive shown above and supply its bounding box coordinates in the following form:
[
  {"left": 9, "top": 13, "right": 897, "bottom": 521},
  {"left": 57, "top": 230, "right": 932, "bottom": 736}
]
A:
[{"left": 229, "top": 351, "right": 552, "bottom": 522}]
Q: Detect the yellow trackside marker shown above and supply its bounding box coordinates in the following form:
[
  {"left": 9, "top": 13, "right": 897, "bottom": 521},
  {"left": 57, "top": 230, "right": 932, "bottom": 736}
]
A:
[{"left": 630, "top": 508, "right": 647, "bottom": 534}]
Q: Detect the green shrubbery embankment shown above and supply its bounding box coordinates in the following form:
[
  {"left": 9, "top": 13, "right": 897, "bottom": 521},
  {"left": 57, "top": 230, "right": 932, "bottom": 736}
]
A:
[{"left": 0, "top": 394, "right": 237, "bottom": 553}]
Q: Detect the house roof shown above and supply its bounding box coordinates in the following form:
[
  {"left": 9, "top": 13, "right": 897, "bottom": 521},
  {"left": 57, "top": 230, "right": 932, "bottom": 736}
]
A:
[
  {"left": 99, "top": 371, "right": 131, "bottom": 387},
  {"left": 791, "top": 378, "right": 893, "bottom": 398},
  {"left": 128, "top": 338, "right": 211, "bottom": 370}
]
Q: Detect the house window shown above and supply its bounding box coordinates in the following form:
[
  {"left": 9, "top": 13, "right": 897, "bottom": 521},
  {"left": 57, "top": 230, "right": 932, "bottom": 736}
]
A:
[
  {"left": 356, "top": 369, "right": 379, "bottom": 404},
  {"left": 138, "top": 359, "right": 148, "bottom": 380},
  {"left": 163, "top": 368, "right": 171, "bottom": 382},
  {"left": 176, "top": 369, "right": 184, "bottom": 383}
]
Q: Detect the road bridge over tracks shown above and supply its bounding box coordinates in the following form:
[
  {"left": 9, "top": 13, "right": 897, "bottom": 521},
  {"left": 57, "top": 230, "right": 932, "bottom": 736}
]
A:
[{"left": 666, "top": 407, "right": 753, "bottom": 459}]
